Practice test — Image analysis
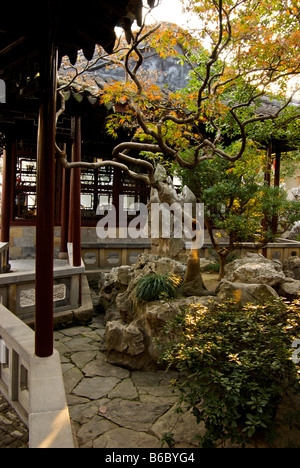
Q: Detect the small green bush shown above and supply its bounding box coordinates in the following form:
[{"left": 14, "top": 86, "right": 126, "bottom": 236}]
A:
[
  {"left": 135, "top": 273, "right": 182, "bottom": 302},
  {"left": 160, "top": 298, "right": 300, "bottom": 448}
]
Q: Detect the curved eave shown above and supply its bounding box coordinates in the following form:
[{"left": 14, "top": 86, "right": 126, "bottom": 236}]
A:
[{"left": 0, "top": 0, "right": 154, "bottom": 83}]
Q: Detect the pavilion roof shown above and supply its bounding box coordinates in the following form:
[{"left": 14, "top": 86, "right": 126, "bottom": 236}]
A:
[{"left": 0, "top": 0, "right": 154, "bottom": 84}]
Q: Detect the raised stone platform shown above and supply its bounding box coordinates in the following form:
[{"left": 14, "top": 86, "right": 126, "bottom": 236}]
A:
[{"left": 0, "top": 258, "right": 93, "bottom": 328}]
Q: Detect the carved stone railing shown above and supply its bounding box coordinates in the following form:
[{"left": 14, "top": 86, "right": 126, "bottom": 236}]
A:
[
  {"left": 0, "top": 303, "right": 75, "bottom": 448},
  {"left": 0, "top": 242, "right": 10, "bottom": 273},
  {"left": 0, "top": 255, "right": 86, "bottom": 326}
]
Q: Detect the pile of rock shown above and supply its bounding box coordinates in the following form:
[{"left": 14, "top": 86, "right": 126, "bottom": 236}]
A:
[
  {"left": 286, "top": 221, "right": 300, "bottom": 241},
  {"left": 217, "top": 252, "right": 300, "bottom": 303},
  {"left": 98, "top": 253, "right": 216, "bottom": 370},
  {"left": 98, "top": 252, "right": 300, "bottom": 370}
]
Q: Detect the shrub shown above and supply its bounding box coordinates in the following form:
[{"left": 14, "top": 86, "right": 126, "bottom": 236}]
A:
[
  {"left": 160, "top": 298, "right": 300, "bottom": 448},
  {"left": 135, "top": 273, "right": 182, "bottom": 302}
]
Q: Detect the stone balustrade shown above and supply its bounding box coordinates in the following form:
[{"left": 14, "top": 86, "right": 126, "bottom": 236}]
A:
[
  {"left": 0, "top": 256, "right": 89, "bottom": 327},
  {"left": 0, "top": 242, "right": 10, "bottom": 273},
  {"left": 0, "top": 303, "right": 74, "bottom": 448}
]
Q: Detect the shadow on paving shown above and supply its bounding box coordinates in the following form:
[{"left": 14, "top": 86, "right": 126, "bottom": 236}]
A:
[
  {"left": 55, "top": 311, "right": 300, "bottom": 449},
  {"left": 55, "top": 313, "right": 202, "bottom": 449},
  {"left": 0, "top": 393, "right": 29, "bottom": 448}
]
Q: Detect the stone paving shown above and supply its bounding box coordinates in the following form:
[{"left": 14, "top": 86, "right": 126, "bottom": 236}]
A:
[
  {"left": 0, "top": 394, "right": 29, "bottom": 448},
  {"left": 55, "top": 313, "right": 202, "bottom": 449},
  {"left": 2, "top": 308, "right": 300, "bottom": 448},
  {"left": 2, "top": 293, "right": 300, "bottom": 448}
]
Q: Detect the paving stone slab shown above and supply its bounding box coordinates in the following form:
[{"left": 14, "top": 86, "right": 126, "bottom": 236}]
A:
[
  {"left": 107, "top": 378, "right": 139, "bottom": 400},
  {"left": 131, "top": 371, "right": 166, "bottom": 387},
  {"left": 76, "top": 415, "right": 118, "bottom": 445},
  {"left": 82, "top": 356, "right": 130, "bottom": 379},
  {"left": 70, "top": 351, "right": 98, "bottom": 369},
  {"left": 138, "top": 385, "right": 179, "bottom": 398},
  {"left": 101, "top": 398, "right": 171, "bottom": 432},
  {"left": 73, "top": 376, "right": 120, "bottom": 400},
  {"left": 150, "top": 404, "right": 204, "bottom": 447},
  {"left": 60, "top": 326, "right": 91, "bottom": 337},
  {"left": 69, "top": 402, "right": 100, "bottom": 425},
  {"left": 0, "top": 393, "right": 29, "bottom": 449},
  {"left": 93, "top": 427, "right": 161, "bottom": 449},
  {"left": 63, "top": 336, "right": 98, "bottom": 351},
  {"left": 63, "top": 366, "right": 84, "bottom": 394}
]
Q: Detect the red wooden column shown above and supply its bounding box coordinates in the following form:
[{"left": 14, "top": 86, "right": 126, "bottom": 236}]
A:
[
  {"left": 35, "top": 39, "right": 58, "bottom": 358},
  {"left": 262, "top": 142, "right": 273, "bottom": 258},
  {"left": 1, "top": 140, "right": 15, "bottom": 244},
  {"left": 272, "top": 148, "right": 281, "bottom": 235},
  {"left": 59, "top": 159, "right": 70, "bottom": 258},
  {"left": 69, "top": 116, "right": 82, "bottom": 267}
]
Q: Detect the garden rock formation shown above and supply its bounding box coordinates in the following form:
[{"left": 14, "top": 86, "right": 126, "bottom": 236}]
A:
[
  {"left": 99, "top": 253, "right": 216, "bottom": 369},
  {"left": 98, "top": 252, "right": 300, "bottom": 370},
  {"left": 217, "top": 252, "right": 300, "bottom": 303}
]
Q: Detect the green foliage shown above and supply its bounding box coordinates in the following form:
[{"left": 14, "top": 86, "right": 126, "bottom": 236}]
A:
[
  {"left": 281, "top": 151, "right": 300, "bottom": 179},
  {"left": 160, "top": 298, "right": 300, "bottom": 448},
  {"left": 177, "top": 153, "right": 300, "bottom": 247},
  {"left": 135, "top": 274, "right": 182, "bottom": 302},
  {"left": 160, "top": 432, "right": 176, "bottom": 448},
  {"left": 260, "top": 185, "right": 300, "bottom": 235}
]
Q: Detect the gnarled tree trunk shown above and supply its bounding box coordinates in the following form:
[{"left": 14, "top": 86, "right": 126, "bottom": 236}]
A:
[{"left": 149, "top": 165, "right": 211, "bottom": 296}]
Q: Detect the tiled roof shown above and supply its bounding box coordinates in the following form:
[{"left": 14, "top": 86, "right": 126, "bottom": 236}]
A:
[{"left": 0, "top": 0, "right": 154, "bottom": 83}]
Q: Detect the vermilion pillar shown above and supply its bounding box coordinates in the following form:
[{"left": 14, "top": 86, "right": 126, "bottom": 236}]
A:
[
  {"left": 1, "top": 140, "right": 14, "bottom": 244},
  {"left": 35, "top": 39, "right": 58, "bottom": 358},
  {"left": 272, "top": 148, "right": 281, "bottom": 235},
  {"left": 69, "top": 115, "right": 82, "bottom": 268},
  {"left": 262, "top": 142, "right": 273, "bottom": 258},
  {"left": 60, "top": 161, "right": 70, "bottom": 257}
]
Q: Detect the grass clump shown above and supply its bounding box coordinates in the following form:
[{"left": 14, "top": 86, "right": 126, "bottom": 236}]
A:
[{"left": 135, "top": 273, "right": 182, "bottom": 302}]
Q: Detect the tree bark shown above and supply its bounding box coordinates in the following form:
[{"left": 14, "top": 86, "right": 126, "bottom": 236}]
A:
[{"left": 151, "top": 178, "right": 212, "bottom": 296}]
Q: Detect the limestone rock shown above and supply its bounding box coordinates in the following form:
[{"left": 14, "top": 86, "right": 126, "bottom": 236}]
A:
[
  {"left": 105, "top": 321, "right": 145, "bottom": 356},
  {"left": 286, "top": 222, "right": 300, "bottom": 240},
  {"left": 283, "top": 256, "right": 300, "bottom": 280},
  {"left": 154, "top": 163, "right": 167, "bottom": 182},
  {"left": 98, "top": 270, "right": 127, "bottom": 309},
  {"left": 278, "top": 280, "right": 300, "bottom": 301},
  {"left": 217, "top": 280, "right": 279, "bottom": 304},
  {"left": 224, "top": 253, "right": 285, "bottom": 286},
  {"left": 116, "top": 291, "right": 134, "bottom": 323},
  {"left": 128, "top": 253, "right": 186, "bottom": 279},
  {"left": 99, "top": 253, "right": 213, "bottom": 370},
  {"left": 117, "top": 265, "right": 133, "bottom": 285},
  {"left": 200, "top": 258, "right": 217, "bottom": 271},
  {"left": 144, "top": 296, "right": 216, "bottom": 362}
]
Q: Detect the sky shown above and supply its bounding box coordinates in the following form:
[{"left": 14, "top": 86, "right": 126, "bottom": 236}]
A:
[
  {"left": 145, "top": 1, "right": 300, "bottom": 98},
  {"left": 144, "top": 0, "right": 197, "bottom": 29}
]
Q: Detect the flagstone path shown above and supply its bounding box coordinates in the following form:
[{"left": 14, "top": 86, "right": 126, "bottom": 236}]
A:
[
  {"left": 54, "top": 313, "right": 203, "bottom": 449},
  {"left": 0, "top": 394, "right": 28, "bottom": 448}
]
